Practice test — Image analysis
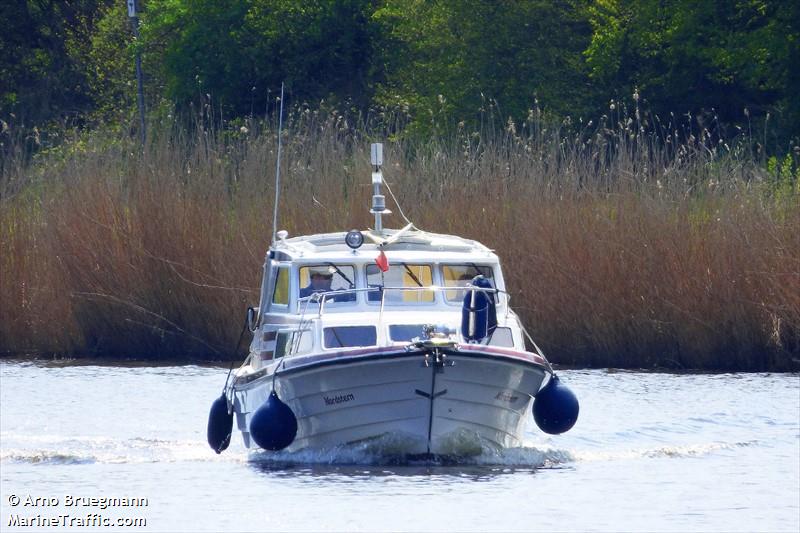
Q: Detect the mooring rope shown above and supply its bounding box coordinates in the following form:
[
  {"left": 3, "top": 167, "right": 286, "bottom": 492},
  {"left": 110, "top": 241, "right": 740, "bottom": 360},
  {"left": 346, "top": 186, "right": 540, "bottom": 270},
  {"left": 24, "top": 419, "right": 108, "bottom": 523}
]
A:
[
  {"left": 518, "top": 321, "right": 556, "bottom": 376},
  {"left": 221, "top": 316, "right": 250, "bottom": 396}
]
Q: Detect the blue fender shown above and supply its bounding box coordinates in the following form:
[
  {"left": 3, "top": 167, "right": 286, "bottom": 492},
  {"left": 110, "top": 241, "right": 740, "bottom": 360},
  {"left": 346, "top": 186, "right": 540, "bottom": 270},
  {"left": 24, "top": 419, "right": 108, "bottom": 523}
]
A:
[
  {"left": 533, "top": 375, "right": 579, "bottom": 434},
  {"left": 207, "top": 394, "right": 233, "bottom": 454},
  {"left": 249, "top": 391, "right": 298, "bottom": 451},
  {"left": 461, "top": 275, "right": 497, "bottom": 342}
]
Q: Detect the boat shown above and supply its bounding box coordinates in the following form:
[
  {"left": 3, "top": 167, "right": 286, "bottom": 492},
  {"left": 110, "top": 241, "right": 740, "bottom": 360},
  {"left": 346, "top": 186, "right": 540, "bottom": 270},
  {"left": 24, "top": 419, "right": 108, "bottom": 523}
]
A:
[{"left": 207, "top": 143, "right": 578, "bottom": 459}]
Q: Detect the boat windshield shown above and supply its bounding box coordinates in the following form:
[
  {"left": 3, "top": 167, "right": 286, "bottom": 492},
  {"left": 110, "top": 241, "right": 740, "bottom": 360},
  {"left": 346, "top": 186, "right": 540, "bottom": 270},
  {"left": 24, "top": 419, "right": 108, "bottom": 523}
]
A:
[
  {"left": 299, "top": 264, "right": 356, "bottom": 304},
  {"left": 366, "top": 263, "right": 434, "bottom": 304},
  {"left": 441, "top": 264, "right": 495, "bottom": 303}
]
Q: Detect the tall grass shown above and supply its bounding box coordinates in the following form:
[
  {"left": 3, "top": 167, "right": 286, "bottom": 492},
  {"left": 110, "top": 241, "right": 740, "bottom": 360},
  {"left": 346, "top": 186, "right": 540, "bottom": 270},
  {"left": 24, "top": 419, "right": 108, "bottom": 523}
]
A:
[{"left": 1, "top": 106, "right": 797, "bottom": 369}]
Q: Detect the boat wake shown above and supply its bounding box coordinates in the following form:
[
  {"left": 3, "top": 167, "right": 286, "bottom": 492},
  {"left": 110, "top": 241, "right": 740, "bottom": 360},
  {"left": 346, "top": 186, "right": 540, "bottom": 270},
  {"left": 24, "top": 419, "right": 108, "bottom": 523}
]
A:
[
  {"left": 640, "top": 440, "right": 759, "bottom": 458},
  {"left": 249, "top": 434, "right": 574, "bottom": 468},
  {"left": 1, "top": 432, "right": 758, "bottom": 467},
  {"left": 573, "top": 440, "right": 760, "bottom": 462},
  {"left": 0, "top": 450, "right": 96, "bottom": 465},
  {"left": 0, "top": 434, "right": 247, "bottom": 465}
]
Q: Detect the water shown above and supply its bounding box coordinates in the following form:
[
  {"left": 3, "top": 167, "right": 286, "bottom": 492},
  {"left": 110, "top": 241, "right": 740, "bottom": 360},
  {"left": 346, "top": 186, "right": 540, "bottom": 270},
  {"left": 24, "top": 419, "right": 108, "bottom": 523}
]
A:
[{"left": 1, "top": 361, "right": 798, "bottom": 532}]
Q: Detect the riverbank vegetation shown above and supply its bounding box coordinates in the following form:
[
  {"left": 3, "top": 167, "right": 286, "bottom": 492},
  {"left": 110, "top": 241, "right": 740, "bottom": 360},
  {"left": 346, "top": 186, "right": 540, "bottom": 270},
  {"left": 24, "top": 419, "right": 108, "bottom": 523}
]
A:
[
  {"left": 1, "top": 1, "right": 798, "bottom": 369},
  {"left": 1, "top": 105, "right": 797, "bottom": 369}
]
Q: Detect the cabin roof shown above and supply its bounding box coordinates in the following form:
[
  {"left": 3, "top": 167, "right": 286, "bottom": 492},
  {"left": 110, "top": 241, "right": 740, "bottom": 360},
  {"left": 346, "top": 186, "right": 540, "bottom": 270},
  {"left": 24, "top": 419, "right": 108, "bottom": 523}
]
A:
[{"left": 271, "top": 227, "right": 498, "bottom": 262}]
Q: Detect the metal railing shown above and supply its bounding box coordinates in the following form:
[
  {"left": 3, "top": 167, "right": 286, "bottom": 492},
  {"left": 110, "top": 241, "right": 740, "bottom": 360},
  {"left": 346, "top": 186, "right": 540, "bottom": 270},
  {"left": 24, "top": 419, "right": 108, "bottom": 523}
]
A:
[
  {"left": 294, "top": 286, "right": 512, "bottom": 356},
  {"left": 251, "top": 284, "right": 554, "bottom": 371},
  {"left": 297, "top": 284, "right": 508, "bottom": 319},
  {"left": 283, "top": 285, "right": 502, "bottom": 358}
]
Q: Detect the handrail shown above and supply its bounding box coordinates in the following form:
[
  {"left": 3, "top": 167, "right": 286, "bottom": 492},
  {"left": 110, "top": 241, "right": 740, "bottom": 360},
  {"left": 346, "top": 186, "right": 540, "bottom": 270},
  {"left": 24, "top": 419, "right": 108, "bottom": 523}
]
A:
[
  {"left": 266, "top": 284, "right": 544, "bottom": 364},
  {"left": 297, "top": 284, "right": 507, "bottom": 318},
  {"left": 282, "top": 284, "right": 508, "bottom": 357}
]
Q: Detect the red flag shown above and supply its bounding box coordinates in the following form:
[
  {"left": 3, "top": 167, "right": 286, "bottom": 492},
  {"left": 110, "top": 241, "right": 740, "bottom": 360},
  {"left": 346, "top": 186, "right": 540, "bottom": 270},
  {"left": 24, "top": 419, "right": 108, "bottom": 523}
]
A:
[{"left": 375, "top": 250, "right": 389, "bottom": 272}]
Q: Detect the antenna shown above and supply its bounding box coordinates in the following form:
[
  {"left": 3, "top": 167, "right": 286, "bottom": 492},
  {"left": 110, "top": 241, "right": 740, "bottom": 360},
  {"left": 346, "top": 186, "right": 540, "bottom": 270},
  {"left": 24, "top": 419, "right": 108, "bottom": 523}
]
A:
[
  {"left": 271, "top": 83, "right": 285, "bottom": 245},
  {"left": 370, "top": 143, "right": 391, "bottom": 234}
]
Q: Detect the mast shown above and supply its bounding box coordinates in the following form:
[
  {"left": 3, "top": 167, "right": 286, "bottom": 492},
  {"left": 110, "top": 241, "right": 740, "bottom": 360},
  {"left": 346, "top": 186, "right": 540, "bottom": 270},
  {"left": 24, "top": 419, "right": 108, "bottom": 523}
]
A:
[
  {"left": 370, "top": 143, "right": 391, "bottom": 234},
  {"left": 271, "top": 83, "right": 285, "bottom": 245}
]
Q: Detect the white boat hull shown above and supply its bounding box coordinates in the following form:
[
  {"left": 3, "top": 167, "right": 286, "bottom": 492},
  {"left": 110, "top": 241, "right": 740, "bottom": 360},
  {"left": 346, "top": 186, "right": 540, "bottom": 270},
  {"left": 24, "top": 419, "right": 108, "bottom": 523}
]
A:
[{"left": 231, "top": 346, "right": 547, "bottom": 456}]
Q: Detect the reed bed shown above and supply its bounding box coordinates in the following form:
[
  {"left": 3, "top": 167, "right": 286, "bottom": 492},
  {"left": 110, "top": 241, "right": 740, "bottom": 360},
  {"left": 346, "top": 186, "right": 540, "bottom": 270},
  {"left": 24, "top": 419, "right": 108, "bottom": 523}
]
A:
[{"left": 1, "top": 108, "right": 797, "bottom": 369}]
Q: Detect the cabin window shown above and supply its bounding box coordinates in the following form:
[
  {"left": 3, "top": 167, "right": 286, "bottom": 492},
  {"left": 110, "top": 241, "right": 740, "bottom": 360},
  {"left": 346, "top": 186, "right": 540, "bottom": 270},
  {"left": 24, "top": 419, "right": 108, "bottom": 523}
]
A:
[
  {"left": 388, "top": 324, "right": 428, "bottom": 342},
  {"left": 275, "top": 329, "right": 313, "bottom": 358},
  {"left": 366, "top": 263, "right": 434, "bottom": 304},
  {"left": 323, "top": 326, "right": 377, "bottom": 348},
  {"left": 488, "top": 327, "right": 514, "bottom": 347},
  {"left": 441, "top": 264, "right": 495, "bottom": 303},
  {"left": 272, "top": 267, "right": 290, "bottom": 306},
  {"left": 298, "top": 264, "right": 357, "bottom": 304}
]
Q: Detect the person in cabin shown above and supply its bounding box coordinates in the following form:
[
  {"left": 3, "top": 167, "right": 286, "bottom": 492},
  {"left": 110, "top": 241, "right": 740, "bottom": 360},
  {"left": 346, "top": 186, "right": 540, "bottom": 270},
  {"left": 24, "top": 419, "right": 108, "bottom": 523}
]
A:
[
  {"left": 300, "top": 266, "right": 355, "bottom": 302},
  {"left": 300, "top": 267, "right": 334, "bottom": 298}
]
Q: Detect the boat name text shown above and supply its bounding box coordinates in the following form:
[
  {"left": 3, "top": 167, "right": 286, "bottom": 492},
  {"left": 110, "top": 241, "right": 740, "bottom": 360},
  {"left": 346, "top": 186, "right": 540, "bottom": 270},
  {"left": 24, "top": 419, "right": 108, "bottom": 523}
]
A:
[{"left": 324, "top": 393, "right": 355, "bottom": 406}]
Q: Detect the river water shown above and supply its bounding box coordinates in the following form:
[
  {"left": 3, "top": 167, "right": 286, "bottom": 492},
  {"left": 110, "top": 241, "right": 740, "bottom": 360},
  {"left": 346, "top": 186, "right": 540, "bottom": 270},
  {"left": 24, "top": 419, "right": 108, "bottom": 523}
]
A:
[{"left": 1, "top": 361, "right": 797, "bottom": 532}]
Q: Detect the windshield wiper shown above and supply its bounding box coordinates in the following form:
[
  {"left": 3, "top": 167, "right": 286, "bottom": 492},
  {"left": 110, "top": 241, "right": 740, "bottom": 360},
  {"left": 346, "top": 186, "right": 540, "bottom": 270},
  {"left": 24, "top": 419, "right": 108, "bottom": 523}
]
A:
[
  {"left": 327, "top": 262, "right": 354, "bottom": 287},
  {"left": 469, "top": 262, "right": 489, "bottom": 278},
  {"left": 468, "top": 262, "right": 497, "bottom": 302},
  {"left": 402, "top": 263, "right": 424, "bottom": 287}
]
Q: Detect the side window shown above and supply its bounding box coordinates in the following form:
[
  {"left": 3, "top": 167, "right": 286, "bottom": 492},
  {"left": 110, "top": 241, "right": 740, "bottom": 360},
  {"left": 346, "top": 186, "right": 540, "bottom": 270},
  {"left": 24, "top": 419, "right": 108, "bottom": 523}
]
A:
[
  {"left": 323, "top": 326, "right": 377, "bottom": 348},
  {"left": 366, "top": 263, "right": 434, "bottom": 303},
  {"left": 275, "top": 329, "right": 313, "bottom": 358},
  {"left": 274, "top": 332, "right": 290, "bottom": 358},
  {"left": 389, "top": 324, "right": 427, "bottom": 342},
  {"left": 441, "top": 264, "right": 495, "bottom": 303},
  {"left": 488, "top": 327, "right": 514, "bottom": 347},
  {"left": 272, "top": 267, "right": 290, "bottom": 305}
]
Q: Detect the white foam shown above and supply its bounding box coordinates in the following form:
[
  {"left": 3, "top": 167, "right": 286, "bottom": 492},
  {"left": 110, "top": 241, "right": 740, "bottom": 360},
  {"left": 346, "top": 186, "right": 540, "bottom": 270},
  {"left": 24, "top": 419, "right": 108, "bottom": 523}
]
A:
[
  {"left": 248, "top": 434, "right": 574, "bottom": 467},
  {"left": 2, "top": 430, "right": 757, "bottom": 468},
  {"left": 0, "top": 435, "right": 248, "bottom": 465},
  {"left": 573, "top": 440, "right": 759, "bottom": 462}
]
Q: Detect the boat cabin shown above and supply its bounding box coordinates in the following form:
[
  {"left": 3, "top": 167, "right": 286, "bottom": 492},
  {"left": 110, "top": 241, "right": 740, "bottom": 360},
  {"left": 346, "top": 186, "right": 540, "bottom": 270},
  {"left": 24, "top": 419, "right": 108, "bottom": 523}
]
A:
[{"left": 246, "top": 228, "right": 525, "bottom": 368}]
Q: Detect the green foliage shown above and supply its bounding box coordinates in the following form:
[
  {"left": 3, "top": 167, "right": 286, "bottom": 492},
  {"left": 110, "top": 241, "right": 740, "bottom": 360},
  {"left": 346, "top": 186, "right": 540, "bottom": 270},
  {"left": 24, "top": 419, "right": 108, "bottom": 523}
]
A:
[
  {"left": 1, "top": 0, "right": 798, "bottom": 145},
  {"left": 585, "top": 0, "right": 800, "bottom": 139},
  {"left": 0, "top": 0, "right": 114, "bottom": 125},
  {"left": 373, "top": 0, "right": 593, "bottom": 135},
  {"left": 765, "top": 152, "right": 799, "bottom": 208},
  {"left": 141, "top": 0, "right": 377, "bottom": 115},
  {"left": 84, "top": 3, "right": 138, "bottom": 124}
]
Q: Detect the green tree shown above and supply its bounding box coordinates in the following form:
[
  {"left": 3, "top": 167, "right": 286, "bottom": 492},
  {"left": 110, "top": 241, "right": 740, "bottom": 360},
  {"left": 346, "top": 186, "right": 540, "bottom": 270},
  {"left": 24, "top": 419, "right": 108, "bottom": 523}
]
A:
[
  {"left": 142, "top": 0, "right": 378, "bottom": 116},
  {"left": 373, "top": 0, "right": 594, "bottom": 134},
  {"left": 83, "top": 2, "right": 142, "bottom": 124},
  {"left": 585, "top": 0, "right": 800, "bottom": 139},
  {"left": 0, "top": 0, "right": 113, "bottom": 125}
]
